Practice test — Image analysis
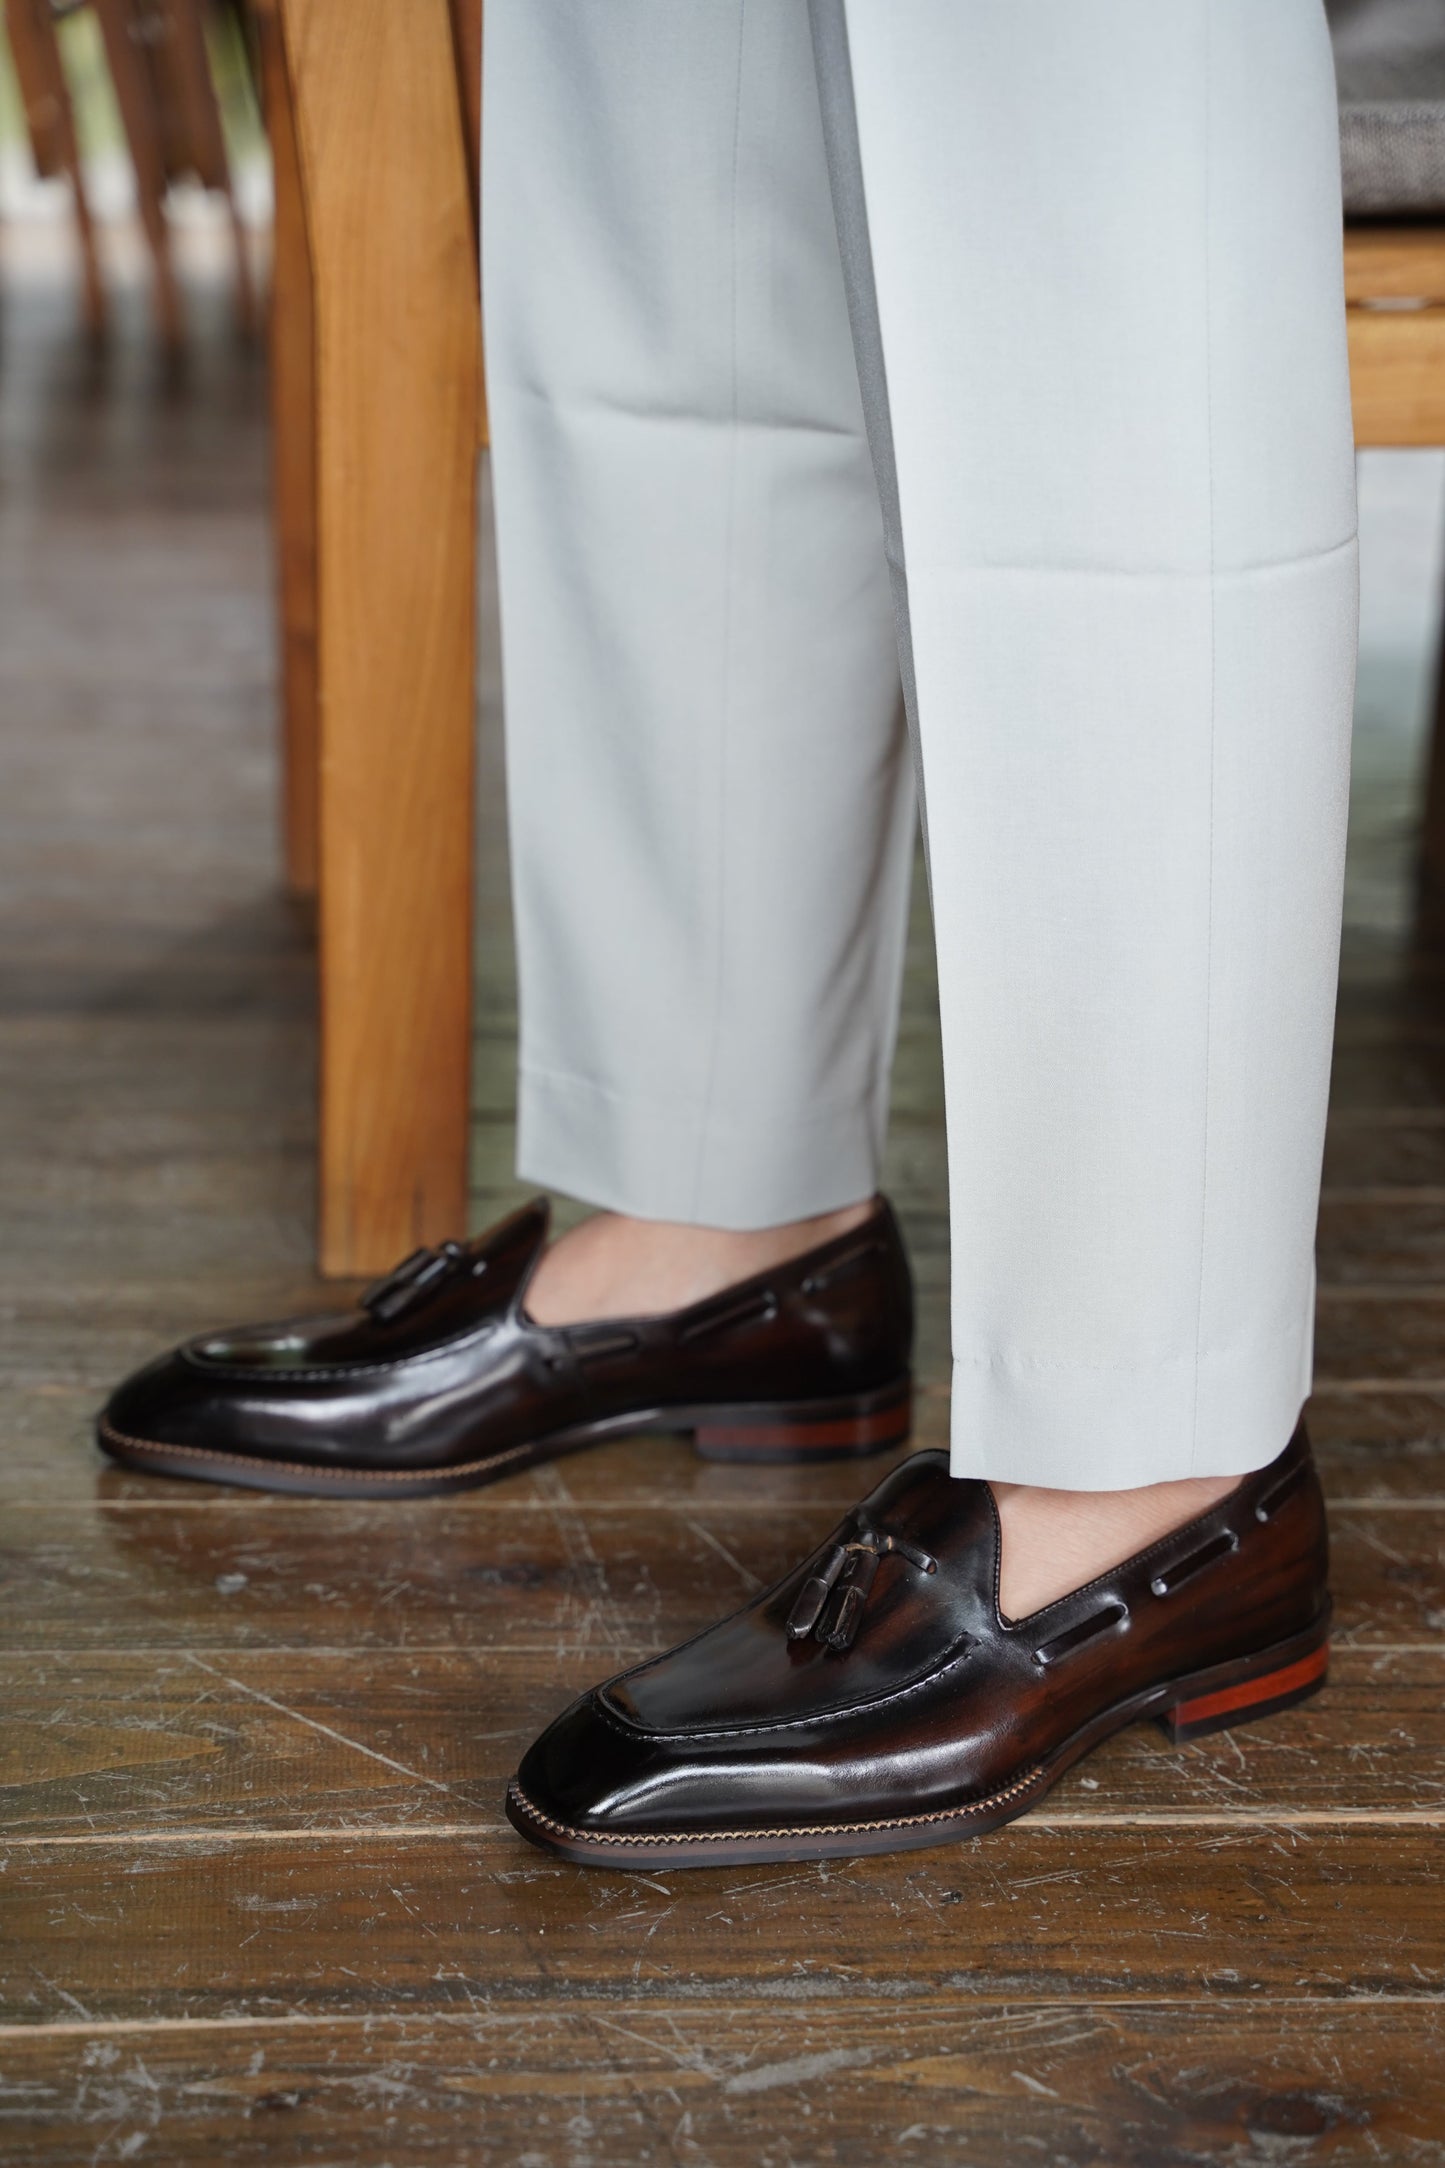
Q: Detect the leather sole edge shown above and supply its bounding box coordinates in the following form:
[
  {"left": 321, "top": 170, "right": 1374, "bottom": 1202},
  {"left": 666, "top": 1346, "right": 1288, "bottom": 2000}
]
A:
[{"left": 94, "top": 1377, "right": 912, "bottom": 1498}]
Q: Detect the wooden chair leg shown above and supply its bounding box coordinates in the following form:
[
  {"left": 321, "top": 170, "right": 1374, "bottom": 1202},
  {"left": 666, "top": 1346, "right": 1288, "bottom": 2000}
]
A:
[
  {"left": 153, "top": 0, "right": 259, "bottom": 334},
  {"left": 4, "top": 0, "right": 107, "bottom": 335},
  {"left": 94, "top": 0, "right": 183, "bottom": 347},
  {"left": 278, "top": 0, "right": 480, "bottom": 1276},
  {"left": 256, "top": 3, "right": 318, "bottom": 898}
]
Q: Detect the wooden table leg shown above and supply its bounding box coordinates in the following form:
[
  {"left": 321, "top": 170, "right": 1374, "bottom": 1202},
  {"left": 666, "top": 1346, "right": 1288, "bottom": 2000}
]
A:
[
  {"left": 278, "top": 0, "right": 480, "bottom": 1275},
  {"left": 256, "top": 3, "right": 318, "bottom": 899}
]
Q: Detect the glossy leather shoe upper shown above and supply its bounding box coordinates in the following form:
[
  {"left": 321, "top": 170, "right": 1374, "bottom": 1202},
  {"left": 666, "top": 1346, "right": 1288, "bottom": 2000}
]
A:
[
  {"left": 512, "top": 1424, "right": 1330, "bottom": 1840},
  {"left": 99, "top": 1195, "right": 913, "bottom": 1481}
]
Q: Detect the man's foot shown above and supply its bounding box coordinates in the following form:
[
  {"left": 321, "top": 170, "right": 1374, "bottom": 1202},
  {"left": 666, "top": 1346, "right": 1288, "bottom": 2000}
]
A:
[
  {"left": 992, "top": 1474, "right": 1238, "bottom": 1619},
  {"left": 507, "top": 1426, "right": 1331, "bottom": 1869},
  {"left": 525, "top": 1201, "right": 876, "bottom": 1325},
  {"left": 96, "top": 1196, "right": 913, "bottom": 1496}
]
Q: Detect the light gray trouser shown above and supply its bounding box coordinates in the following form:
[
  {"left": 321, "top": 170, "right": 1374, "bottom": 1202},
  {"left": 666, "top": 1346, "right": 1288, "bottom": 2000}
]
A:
[{"left": 482, "top": 1, "right": 1359, "bottom": 1488}]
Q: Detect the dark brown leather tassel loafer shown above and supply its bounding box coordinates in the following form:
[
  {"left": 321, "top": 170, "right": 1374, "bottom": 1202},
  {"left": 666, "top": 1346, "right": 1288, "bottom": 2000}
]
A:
[
  {"left": 507, "top": 1423, "right": 1330, "bottom": 1869},
  {"left": 96, "top": 1196, "right": 913, "bottom": 1496}
]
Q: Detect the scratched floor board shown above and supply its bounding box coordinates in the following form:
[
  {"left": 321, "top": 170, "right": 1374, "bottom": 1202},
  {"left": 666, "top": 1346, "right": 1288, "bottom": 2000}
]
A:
[
  {"left": 0, "top": 1498, "right": 1438, "bottom": 1652},
  {"left": 0, "top": 1646, "right": 1441, "bottom": 1840},
  {"left": 1328, "top": 1042, "right": 1445, "bottom": 1112},
  {"left": 2, "top": 1827, "right": 1442, "bottom": 2023},
  {"left": 1318, "top": 1195, "right": 1445, "bottom": 1280},
  {"left": 4, "top": 265, "right": 1444, "bottom": 2158},
  {"left": 1314, "top": 1292, "right": 1445, "bottom": 1380},
  {"left": 1323, "top": 1113, "right": 1445, "bottom": 1187},
  {"left": 2, "top": 1999, "right": 1443, "bottom": 2166}
]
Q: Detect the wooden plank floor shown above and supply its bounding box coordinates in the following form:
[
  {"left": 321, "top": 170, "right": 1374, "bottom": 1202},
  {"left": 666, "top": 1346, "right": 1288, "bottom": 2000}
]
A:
[{"left": 2, "top": 276, "right": 1444, "bottom": 2164}]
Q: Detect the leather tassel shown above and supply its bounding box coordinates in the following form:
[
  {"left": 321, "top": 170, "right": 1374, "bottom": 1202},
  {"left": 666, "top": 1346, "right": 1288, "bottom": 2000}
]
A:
[
  {"left": 787, "top": 1543, "right": 849, "bottom": 1640},
  {"left": 818, "top": 1546, "right": 880, "bottom": 1650}
]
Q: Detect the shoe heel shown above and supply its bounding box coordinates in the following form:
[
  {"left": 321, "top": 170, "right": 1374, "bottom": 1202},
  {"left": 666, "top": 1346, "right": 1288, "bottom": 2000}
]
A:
[
  {"left": 1158, "top": 1634, "right": 1330, "bottom": 1744},
  {"left": 694, "top": 1379, "right": 912, "bottom": 1464}
]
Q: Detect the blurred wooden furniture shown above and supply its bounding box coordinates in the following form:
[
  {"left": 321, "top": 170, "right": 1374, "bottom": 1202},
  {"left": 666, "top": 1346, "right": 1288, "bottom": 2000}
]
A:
[
  {"left": 2, "top": 0, "right": 254, "bottom": 341},
  {"left": 1331, "top": 0, "right": 1445, "bottom": 927},
  {"left": 1347, "top": 231, "right": 1445, "bottom": 449},
  {"left": 257, "top": 0, "right": 482, "bottom": 1274},
  {"left": 1345, "top": 231, "right": 1445, "bottom": 928},
  {"left": 94, "top": 0, "right": 256, "bottom": 343},
  {"left": 2, "top": 0, "right": 104, "bottom": 331}
]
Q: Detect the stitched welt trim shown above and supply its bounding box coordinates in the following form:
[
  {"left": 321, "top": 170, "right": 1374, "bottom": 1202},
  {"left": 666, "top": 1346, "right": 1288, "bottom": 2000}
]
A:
[
  {"left": 97, "top": 1419, "right": 545, "bottom": 1486},
  {"left": 506, "top": 1766, "right": 1048, "bottom": 1848}
]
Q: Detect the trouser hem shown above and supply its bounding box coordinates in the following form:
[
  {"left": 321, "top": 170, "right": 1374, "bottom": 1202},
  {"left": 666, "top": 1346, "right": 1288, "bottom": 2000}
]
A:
[
  {"left": 516, "top": 1065, "right": 884, "bottom": 1230},
  {"left": 947, "top": 1316, "right": 1313, "bottom": 1490}
]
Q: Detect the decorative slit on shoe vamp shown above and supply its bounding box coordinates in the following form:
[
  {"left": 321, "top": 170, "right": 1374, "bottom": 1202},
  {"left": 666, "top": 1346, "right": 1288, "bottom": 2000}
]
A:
[
  {"left": 799, "top": 1238, "right": 882, "bottom": 1297},
  {"left": 678, "top": 1290, "right": 779, "bottom": 1344},
  {"left": 1032, "top": 1601, "right": 1128, "bottom": 1668},
  {"left": 565, "top": 1325, "right": 643, "bottom": 1363},
  {"left": 1149, "top": 1527, "right": 1238, "bottom": 1598},
  {"left": 1255, "top": 1457, "right": 1308, "bottom": 1523}
]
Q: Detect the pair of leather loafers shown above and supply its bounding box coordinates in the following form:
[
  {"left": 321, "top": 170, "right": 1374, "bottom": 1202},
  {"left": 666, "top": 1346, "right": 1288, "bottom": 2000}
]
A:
[{"left": 98, "top": 1198, "right": 1332, "bottom": 1867}]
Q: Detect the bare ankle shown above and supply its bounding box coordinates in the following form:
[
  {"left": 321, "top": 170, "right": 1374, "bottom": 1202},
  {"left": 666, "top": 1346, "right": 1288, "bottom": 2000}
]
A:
[
  {"left": 990, "top": 1472, "right": 1240, "bottom": 1621},
  {"left": 524, "top": 1198, "right": 875, "bottom": 1326}
]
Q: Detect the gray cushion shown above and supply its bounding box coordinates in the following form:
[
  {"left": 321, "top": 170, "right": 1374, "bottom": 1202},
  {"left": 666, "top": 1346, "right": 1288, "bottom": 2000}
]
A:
[{"left": 1328, "top": 0, "right": 1445, "bottom": 216}]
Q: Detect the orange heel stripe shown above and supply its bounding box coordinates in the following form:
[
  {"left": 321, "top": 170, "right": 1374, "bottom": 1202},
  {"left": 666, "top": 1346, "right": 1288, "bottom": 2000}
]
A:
[{"left": 1170, "top": 1641, "right": 1328, "bottom": 1728}]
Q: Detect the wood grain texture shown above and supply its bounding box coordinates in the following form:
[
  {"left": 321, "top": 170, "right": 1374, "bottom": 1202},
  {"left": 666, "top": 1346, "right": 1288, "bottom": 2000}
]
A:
[
  {"left": 1349, "top": 305, "right": 1445, "bottom": 449},
  {"left": 1344, "top": 226, "right": 1445, "bottom": 451},
  {"left": 1319, "top": 1195, "right": 1445, "bottom": 1283},
  {"left": 1345, "top": 225, "right": 1445, "bottom": 304},
  {"left": 3, "top": 1827, "right": 1442, "bottom": 2023},
  {"left": 4, "top": 1999, "right": 1440, "bottom": 2168},
  {"left": 280, "top": 0, "right": 480, "bottom": 1273}
]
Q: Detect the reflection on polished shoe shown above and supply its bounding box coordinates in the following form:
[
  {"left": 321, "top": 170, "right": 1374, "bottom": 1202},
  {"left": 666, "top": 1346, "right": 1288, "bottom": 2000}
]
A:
[
  {"left": 96, "top": 1196, "right": 913, "bottom": 1496},
  {"left": 507, "top": 1424, "right": 1331, "bottom": 1869}
]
